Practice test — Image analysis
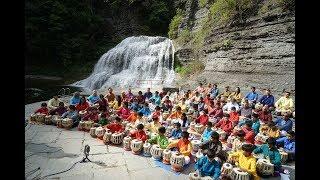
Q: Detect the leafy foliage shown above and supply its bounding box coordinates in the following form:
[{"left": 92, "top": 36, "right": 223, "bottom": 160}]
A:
[
  {"left": 175, "top": 60, "right": 205, "bottom": 77},
  {"left": 168, "top": 9, "right": 184, "bottom": 39}
]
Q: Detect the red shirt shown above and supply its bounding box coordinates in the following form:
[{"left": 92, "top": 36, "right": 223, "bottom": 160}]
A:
[
  {"left": 229, "top": 111, "right": 239, "bottom": 123},
  {"left": 35, "top": 107, "right": 49, "bottom": 115},
  {"left": 242, "top": 127, "right": 255, "bottom": 144},
  {"left": 83, "top": 112, "right": 99, "bottom": 122},
  {"left": 129, "top": 130, "right": 147, "bottom": 142},
  {"left": 76, "top": 102, "right": 89, "bottom": 111},
  {"left": 196, "top": 114, "right": 209, "bottom": 126},
  {"left": 106, "top": 123, "right": 124, "bottom": 133},
  {"left": 152, "top": 111, "right": 161, "bottom": 119},
  {"left": 209, "top": 107, "right": 223, "bottom": 118},
  {"left": 215, "top": 118, "right": 233, "bottom": 133},
  {"left": 258, "top": 111, "right": 272, "bottom": 123},
  {"left": 137, "top": 95, "right": 145, "bottom": 104},
  {"left": 117, "top": 107, "right": 131, "bottom": 119},
  {"left": 204, "top": 97, "right": 211, "bottom": 106}
]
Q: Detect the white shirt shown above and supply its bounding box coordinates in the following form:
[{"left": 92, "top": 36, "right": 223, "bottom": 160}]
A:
[{"left": 223, "top": 102, "right": 240, "bottom": 113}]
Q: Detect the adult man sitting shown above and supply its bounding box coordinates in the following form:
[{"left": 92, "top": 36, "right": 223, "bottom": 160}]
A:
[
  {"left": 47, "top": 95, "right": 61, "bottom": 111},
  {"left": 222, "top": 97, "right": 239, "bottom": 113},
  {"left": 275, "top": 91, "right": 294, "bottom": 115},
  {"left": 274, "top": 113, "right": 293, "bottom": 136},
  {"left": 276, "top": 130, "right": 295, "bottom": 162},
  {"left": 258, "top": 89, "right": 275, "bottom": 108},
  {"left": 244, "top": 86, "right": 259, "bottom": 106}
]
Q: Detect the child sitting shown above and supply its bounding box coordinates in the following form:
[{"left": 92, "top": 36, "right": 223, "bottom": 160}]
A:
[
  {"left": 168, "top": 106, "right": 182, "bottom": 120},
  {"left": 126, "top": 110, "right": 138, "bottom": 123},
  {"left": 253, "top": 137, "right": 281, "bottom": 175},
  {"left": 200, "top": 131, "right": 223, "bottom": 157},
  {"left": 276, "top": 130, "right": 295, "bottom": 162},
  {"left": 196, "top": 110, "right": 209, "bottom": 126},
  {"left": 232, "top": 130, "right": 246, "bottom": 152},
  {"left": 252, "top": 113, "right": 261, "bottom": 135},
  {"left": 61, "top": 105, "right": 80, "bottom": 127},
  {"left": 228, "top": 144, "right": 259, "bottom": 180},
  {"left": 242, "top": 120, "right": 255, "bottom": 144},
  {"left": 179, "top": 113, "right": 189, "bottom": 131},
  {"left": 215, "top": 113, "right": 233, "bottom": 135},
  {"left": 166, "top": 131, "right": 192, "bottom": 164},
  {"left": 162, "top": 96, "right": 173, "bottom": 112},
  {"left": 170, "top": 122, "right": 182, "bottom": 140},
  {"left": 129, "top": 124, "right": 147, "bottom": 142},
  {"left": 194, "top": 150, "right": 221, "bottom": 180},
  {"left": 35, "top": 103, "right": 49, "bottom": 115},
  {"left": 117, "top": 102, "right": 131, "bottom": 119},
  {"left": 106, "top": 117, "right": 124, "bottom": 133},
  {"left": 229, "top": 106, "right": 239, "bottom": 126},
  {"left": 49, "top": 102, "right": 67, "bottom": 116},
  {"left": 146, "top": 115, "right": 162, "bottom": 133},
  {"left": 76, "top": 96, "right": 89, "bottom": 111},
  {"left": 201, "top": 122, "right": 213, "bottom": 142},
  {"left": 267, "top": 121, "right": 280, "bottom": 138},
  {"left": 82, "top": 107, "right": 99, "bottom": 123},
  {"left": 138, "top": 103, "right": 151, "bottom": 117},
  {"left": 147, "top": 126, "right": 169, "bottom": 149},
  {"left": 98, "top": 113, "right": 109, "bottom": 126}
]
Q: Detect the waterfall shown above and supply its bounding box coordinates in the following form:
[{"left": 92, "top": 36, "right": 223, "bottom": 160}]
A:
[{"left": 72, "top": 36, "right": 176, "bottom": 90}]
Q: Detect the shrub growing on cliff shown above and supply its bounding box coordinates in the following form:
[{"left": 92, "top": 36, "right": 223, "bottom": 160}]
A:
[
  {"left": 176, "top": 60, "right": 205, "bottom": 77},
  {"left": 199, "top": 0, "right": 208, "bottom": 8},
  {"left": 178, "top": 29, "right": 193, "bottom": 44},
  {"left": 168, "top": 9, "right": 184, "bottom": 39}
]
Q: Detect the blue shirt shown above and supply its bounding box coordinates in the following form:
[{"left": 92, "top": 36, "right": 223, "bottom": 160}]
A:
[
  {"left": 252, "top": 120, "right": 260, "bottom": 134},
  {"left": 195, "top": 156, "right": 221, "bottom": 180},
  {"left": 150, "top": 95, "right": 161, "bottom": 106},
  {"left": 198, "top": 102, "right": 205, "bottom": 111},
  {"left": 274, "top": 118, "right": 293, "bottom": 132},
  {"left": 87, "top": 95, "right": 100, "bottom": 104},
  {"left": 276, "top": 137, "right": 295, "bottom": 153},
  {"left": 62, "top": 111, "right": 79, "bottom": 122},
  {"left": 259, "top": 95, "right": 275, "bottom": 107},
  {"left": 202, "top": 128, "right": 213, "bottom": 142},
  {"left": 245, "top": 92, "right": 259, "bottom": 101},
  {"left": 144, "top": 92, "right": 153, "bottom": 99},
  {"left": 70, "top": 97, "right": 80, "bottom": 105},
  {"left": 129, "top": 102, "right": 140, "bottom": 111},
  {"left": 138, "top": 107, "right": 151, "bottom": 116},
  {"left": 170, "top": 129, "right": 182, "bottom": 139},
  {"left": 253, "top": 144, "right": 281, "bottom": 166},
  {"left": 210, "top": 88, "right": 219, "bottom": 98}
]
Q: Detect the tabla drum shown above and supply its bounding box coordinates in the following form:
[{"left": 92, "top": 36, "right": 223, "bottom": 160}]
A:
[
  {"left": 111, "top": 133, "right": 123, "bottom": 145},
  {"left": 195, "top": 149, "right": 203, "bottom": 162},
  {"left": 143, "top": 142, "right": 152, "bottom": 157},
  {"left": 279, "top": 150, "right": 288, "bottom": 164},
  {"left": 51, "top": 115, "right": 59, "bottom": 125},
  {"left": 56, "top": 117, "right": 63, "bottom": 128},
  {"left": 162, "top": 149, "right": 172, "bottom": 164},
  {"left": 150, "top": 144, "right": 164, "bottom": 160},
  {"left": 188, "top": 172, "right": 201, "bottom": 180},
  {"left": 221, "top": 163, "right": 233, "bottom": 176},
  {"left": 131, "top": 139, "right": 143, "bottom": 154},
  {"left": 62, "top": 118, "right": 73, "bottom": 129},
  {"left": 95, "top": 127, "right": 106, "bottom": 139},
  {"left": 254, "top": 133, "right": 269, "bottom": 145},
  {"left": 78, "top": 121, "right": 85, "bottom": 131},
  {"left": 44, "top": 115, "right": 52, "bottom": 125},
  {"left": 90, "top": 127, "right": 97, "bottom": 138},
  {"left": 123, "top": 136, "right": 132, "bottom": 151},
  {"left": 256, "top": 158, "right": 274, "bottom": 176},
  {"left": 230, "top": 168, "right": 250, "bottom": 180},
  {"left": 103, "top": 131, "right": 112, "bottom": 144},
  {"left": 36, "top": 114, "right": 46, "bottom": 123},
  {"left": 194, "top": 124, "right": 204, "bottom": 134},
  {"left": 84, "top": 121, "right": 94, "bottom": 131},
  {"left": 79, "top": 110, "right": 86, "bottom": 118},
  {"left": 170, "top": 152, "right": 185, "bottom": 172},
  {"left": 227, "top": 135, "right": 236, "bottom": 144},
  {"left": 253, "top": 153, "right": 264, "bottom": 160},
  {"left": 190, "top": 122, "right": 196, "bottom": 130},
  {"left": 30, "top": 114, "right": 37, "bottom": 122},
  {"left": 191, "top": 139, "right": 201, "bottom": 155}
]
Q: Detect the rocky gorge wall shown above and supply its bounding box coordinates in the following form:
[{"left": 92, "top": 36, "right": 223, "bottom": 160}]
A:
[{"left": 173, "top": 0, "right": 295, "bottom": 97}]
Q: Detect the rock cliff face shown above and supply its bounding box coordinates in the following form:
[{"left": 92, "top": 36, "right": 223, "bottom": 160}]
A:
[{"left": 174, "top": 0, "right": 295, "bottom": 96}]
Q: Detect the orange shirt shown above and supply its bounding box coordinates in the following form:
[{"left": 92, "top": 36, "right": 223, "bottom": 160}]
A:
[
  {"left": 177, "top": 139, "right": 192, "bottom": 156},
  {"left": 229, "top": 111, "right": 239, "bottom": 123},
  {"left": 168, "top": 111, "right": 182, "bottom": 119},
  {"left": 126, "top": 113, "right": 138, "bottom": 123}
]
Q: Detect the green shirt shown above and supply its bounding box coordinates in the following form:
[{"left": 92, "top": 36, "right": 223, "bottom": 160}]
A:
[
  {"left": 98, "top": 118, "right": 109, "bottom": 126},
  {"left": 148, "top": 134, "right": 169, "bottom": 149},
  {"left": 253, "top": 144, "right": 281, "bottom": 166}
]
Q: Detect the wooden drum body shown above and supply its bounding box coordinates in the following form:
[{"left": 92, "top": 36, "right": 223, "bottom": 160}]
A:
[
  {"left": 95, "top": 127, "right": 106, "bottom": 139},
  {"left": 56, "top": 117, "right": 63, "bottom": 128},
  {"left": 195, "top": 149, "right": 204, "bottom": 162},
  {"left": 103, "top": 131, "right": 112, "bottom": 144},
  {"left": 221, "top": 163, "right": 233, "bottom": 176},
  {"left": 123, "top": 136, "right": 132, "bottom": 151},
  {"left": 30, "top": 114, "right": 37, "bottom": 122},
  {"left": 90, "top": 127, "right": 97, "bottom": 137},
  {"left": 78, "top": 121, "right": 85, "bottom": 131},
  {"left": 44, "top": 115, "right": 52, "bottom": 125},
  {"left": 170, "top": 152, "right": 185, "bottom": 172},
  {"left": 62, "top": 118, "right": 73, "bottom": 129},
  {"left": 230, "top": 168, "right": 250, "bottom": 180},
  {"left": 191, "top": 139, "right": 202, "bottom": 156},
  {"left": 131, "top": 139, "right": 143, "bottom": 154},
  {"left": 150, "top": 144, "right": 163, "bottom": 160},
  {"left": 256, "top": 158, "right": 274, "bottom": 176},
  {"left": 111, "top": 133, "right": 123, "bottom": 145},
  {"left": 143, "top": 142, "right": 152, "bottom": 157},
  {"left": 36, "top": 114, "right": 46, "bottom": 123},
  {"left": 188, "top": 172, "right": 201, "bottom": 180},
  {"left": 84, "top": 121, "right": 94, "bottom": 131},
  {"left": 190, "top": 122, "right": 196, "bottom": 130},
  {"left": 162, "top": 149, "right": 172, "bottom": 164},
  {"left": 279, "top": 150, "right": 288, "bottom": 164}
]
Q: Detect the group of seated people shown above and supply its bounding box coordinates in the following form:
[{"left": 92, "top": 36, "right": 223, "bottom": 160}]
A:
[{"left": 32, "top": 84, "right": 295, "bottom": 180}]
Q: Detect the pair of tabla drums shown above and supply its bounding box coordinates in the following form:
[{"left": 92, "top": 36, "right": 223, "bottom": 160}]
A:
[
  {"left": 102, "top": 132, "right": 124, "bottom": 145},
  {"left": 30, "top": 113, "right": 46, "bottom": 123},
  {"left": 54, "top": 118, "right": 72, "bottom": 129},
  {"left": 89, "top": 126, "right": 106, "bottom": 139},
  {"left": 78, "top": 120, "right": 94, "bottom": 131},
  {"left": 122, "top": 137, "right": 144, "bottom": 154}
]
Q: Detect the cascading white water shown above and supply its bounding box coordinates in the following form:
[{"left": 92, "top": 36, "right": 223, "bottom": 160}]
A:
[{"left": 72, "top": 36, "right": 176, "bottom": 90}]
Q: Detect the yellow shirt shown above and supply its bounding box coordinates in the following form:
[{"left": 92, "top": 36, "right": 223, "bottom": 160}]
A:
[
  {"left": 221, "top": 91, "right": 231, "bottom": 98},
  {"left": 229, "top": 151, "right": 259, "bottom": 180},
  {"left": 109, "top": 101, "right": 121, "bottom": 110},
  {"left": 229, "top": 92, "right": 243, "bottom": 103},
  {"left": 47, "top": 98, "right": 61, "bottom": 110},
  {"left": 178, "top": 103, "right": 187, "bottom": 113},
  {"left": 146, "top": 121, "right": 162, "bottom": 133},
  {"left": 267, "top": 129, "right": 280, "bottom": 138},
  {"left": 275, "top": 97, "right": 294, "bottom": 111}
]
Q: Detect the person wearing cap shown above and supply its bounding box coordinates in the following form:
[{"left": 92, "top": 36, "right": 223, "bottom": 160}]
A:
[
  {"left": 228, "top": 144, "right": 259, "bottom": 180},
  {"left": 244, "top": 86, "right": 259, "bottom": 106},
  {"left": 275, "top": 91, "right": 294, "bottom": 115},
  {"left": 194, "top": 150, "right": 221, "bottom": 180}
]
